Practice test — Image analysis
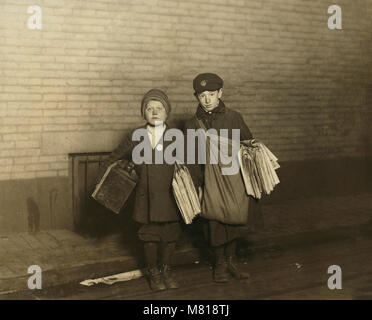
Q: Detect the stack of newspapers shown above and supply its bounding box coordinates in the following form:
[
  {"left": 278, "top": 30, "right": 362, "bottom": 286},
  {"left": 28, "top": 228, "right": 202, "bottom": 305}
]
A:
[
  {"left": 239, "top": 141, "right": 280, "bottom": 199},
  {"left": 172, "top": 163, "right": 201, "bottom": 224}
]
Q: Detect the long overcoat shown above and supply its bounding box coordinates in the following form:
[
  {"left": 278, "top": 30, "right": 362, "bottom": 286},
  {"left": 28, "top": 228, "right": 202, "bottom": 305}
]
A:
[
  {"left": 184, "top": 100, "right": 264, "bottom": 246},
  {"left": 98, "top": 124, "right": 181, "bottom": 224}
]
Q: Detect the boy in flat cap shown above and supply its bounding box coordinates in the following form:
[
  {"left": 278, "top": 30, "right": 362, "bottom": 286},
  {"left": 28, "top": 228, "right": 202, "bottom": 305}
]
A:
[
  {"left": 98, "top": 89, "right": 182, "bottom": 292},
  {"left": 185, "top": 73, "right": 263, "bottom": 283}
]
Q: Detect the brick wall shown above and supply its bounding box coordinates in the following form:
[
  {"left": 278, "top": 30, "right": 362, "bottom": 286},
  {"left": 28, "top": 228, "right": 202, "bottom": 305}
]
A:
[
  {"left": 368, "top": 1, "right": 372, "bottom": 156},
  {"left": 0, "top": 0, "right": 371, "bottom": 182}
]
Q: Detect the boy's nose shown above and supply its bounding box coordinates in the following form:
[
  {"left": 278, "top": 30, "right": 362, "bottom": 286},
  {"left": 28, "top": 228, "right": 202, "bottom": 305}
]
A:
[{"left": 205, "top": 96, "right": 210, "bottom": 103}]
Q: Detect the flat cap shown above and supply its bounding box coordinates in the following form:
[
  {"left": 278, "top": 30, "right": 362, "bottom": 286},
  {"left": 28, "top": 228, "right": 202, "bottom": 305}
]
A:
[{"left": 193, "top": 73, "right": 223, "bottom": 94}]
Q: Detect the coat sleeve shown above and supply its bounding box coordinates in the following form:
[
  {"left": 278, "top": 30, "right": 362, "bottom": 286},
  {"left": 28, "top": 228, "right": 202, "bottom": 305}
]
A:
[
  {"left": 236, "top": 112, "right": 253, "bottom": 141},
  {"left": 184, "top": 119, "right": 204, "bottom": 188},
  {"left": 95, "top": 131, "right": 135, "bottom": 185}
]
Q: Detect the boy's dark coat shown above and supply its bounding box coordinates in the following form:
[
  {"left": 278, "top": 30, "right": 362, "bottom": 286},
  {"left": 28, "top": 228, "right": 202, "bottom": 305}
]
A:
[
  {"left": 98, "top": 124, "right": 180, "bottom": 224},
  {"left": 184, "top": 100, "right": 254, "bottom": 187},
  {"left": 184, "top": 100, "right": 263, "bottom": 246}
]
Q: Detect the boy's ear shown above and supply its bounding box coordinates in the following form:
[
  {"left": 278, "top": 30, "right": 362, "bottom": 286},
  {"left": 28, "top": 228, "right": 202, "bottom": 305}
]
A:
[
  {"left": 194, "top": 92, "right": 200, "bottom": 102},
  {"left": 218, "top": 88, "right": 223, "bottom": 99}
]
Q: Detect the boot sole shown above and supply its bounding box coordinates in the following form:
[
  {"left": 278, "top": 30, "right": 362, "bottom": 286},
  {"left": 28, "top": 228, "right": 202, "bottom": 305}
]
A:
[
  {"left": 213, "top": 276, "right": 230, "bottom": 283},
  {"left": 150, "top": 286, "right": 166, "bottom": 292}
]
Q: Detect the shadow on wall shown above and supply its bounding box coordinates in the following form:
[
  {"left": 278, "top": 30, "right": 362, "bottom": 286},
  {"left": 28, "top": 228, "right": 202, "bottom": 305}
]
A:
[
  {"left": 70, "top": 152, "right": 141, "bottom": 246},
  {"left": 27, "top": 197, "right": 40, "bottom": 234},
  {"left": 49, "top": 189, "right": 58, "bottom": 229},
  {"left": 70, "top": 152, "right": 136, "bottom": 238},
  {"left": 83, "top": 189, "right": 140, "bottom": 238},
  {"left": 78, "top": 190, "right": 144, "bottom": 260}
]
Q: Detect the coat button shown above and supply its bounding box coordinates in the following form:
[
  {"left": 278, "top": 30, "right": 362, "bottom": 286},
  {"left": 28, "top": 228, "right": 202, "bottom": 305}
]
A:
[{"left": 156, "top": 144, "right": 163, "bottom": 151}]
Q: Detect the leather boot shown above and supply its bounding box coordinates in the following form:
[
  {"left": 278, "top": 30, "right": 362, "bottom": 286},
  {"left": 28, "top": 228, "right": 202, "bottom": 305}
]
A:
[
  {"left": 147, "top": 267, "right": 166, "bottom": 292},
  {"left": 213, "top": 257, "right": 229, "bottom": 283},
  {"left": 226, "top": 256, "right": 250, "bottom": 279},
  {"left": 162, "top": 265, "right": 179, "bottom": 290}
]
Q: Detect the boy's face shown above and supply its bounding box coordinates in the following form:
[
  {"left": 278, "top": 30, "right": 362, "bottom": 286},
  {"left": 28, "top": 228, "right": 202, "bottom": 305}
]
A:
[
  {"left": 197, "top": 89, "right": 222, "bottom": 112},
  {"left": 144, "top": 100, "right": 167, "bottom": 126}
]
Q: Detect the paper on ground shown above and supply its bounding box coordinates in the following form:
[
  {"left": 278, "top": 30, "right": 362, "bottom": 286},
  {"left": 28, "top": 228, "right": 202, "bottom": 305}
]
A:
[{"left": 80, "top": 269, "right": 144, "bottom": 286}]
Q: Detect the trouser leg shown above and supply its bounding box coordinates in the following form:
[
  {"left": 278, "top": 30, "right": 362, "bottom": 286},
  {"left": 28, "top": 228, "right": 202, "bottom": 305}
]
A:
[
  {"left": 161, "top": 242, "right": 176, "bottom": 266},
  {"left": 212, "top": 244, "right": 229, "bottom": 283},
  {"left": 143, "top": 241, "right": 158, "bottom": 268},
  {"left": 224, "top": 239, "right": 236, "bottom": 257},
  {"left": 224, "top": 240, "right": 250, "bottom": 279},
  {"left": 214, "top": 245, "right": 225, "bottom": 264},
  {"left": 144, "top": 241, "right": 166, "bottom": 291},
  {"left": 160, "top": 242, "right": 179, "bottom": 289}
]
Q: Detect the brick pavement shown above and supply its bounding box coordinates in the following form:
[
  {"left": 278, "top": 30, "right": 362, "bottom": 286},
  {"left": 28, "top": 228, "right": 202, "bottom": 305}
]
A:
[
  {"left": 0, "top": 193, "right": 371, "bottom": 295},
  {"left": 256, "top": 193, "right": 372, "bottom": 240}
]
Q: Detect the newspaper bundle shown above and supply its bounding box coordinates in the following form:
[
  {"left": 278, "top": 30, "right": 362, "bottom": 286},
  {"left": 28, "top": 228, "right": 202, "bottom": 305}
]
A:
[
  {"left": 239, "top": 141, "right": 280, "bottom": 199},
  {"left": 172, "top": 163, "right": 201, "bottom": 224}
]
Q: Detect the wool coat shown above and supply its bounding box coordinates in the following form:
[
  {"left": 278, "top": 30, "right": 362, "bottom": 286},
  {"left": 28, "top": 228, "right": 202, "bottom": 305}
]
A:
[
  {"left": 184, "top": 100, "right": 264, "bottom": 246},
  {"left": 98, "top": 124, "right": 181, "bottom": 224}
]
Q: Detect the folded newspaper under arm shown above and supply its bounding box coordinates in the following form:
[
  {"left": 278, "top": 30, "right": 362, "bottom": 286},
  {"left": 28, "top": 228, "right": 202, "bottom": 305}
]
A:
[
  {"left": 239, "top": 141, "right": 280, "bottom": 199},
  {"left": 172, "top": 163, "right": 201, "bottom": 224},
  {"left": 92, "top": 160, "right": 138, "bottom": 214}
]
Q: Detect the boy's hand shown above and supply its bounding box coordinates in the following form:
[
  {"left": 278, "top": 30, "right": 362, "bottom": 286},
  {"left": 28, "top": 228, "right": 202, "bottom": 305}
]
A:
[
  {"left": 117, "top": 159, "right": 134, "bottom": 171},
  {"left": 251, "top": 139, "right": 260, "bottom": 148},
  {"left": 242, "top": 139, "right": 260, "bottom": 148}
]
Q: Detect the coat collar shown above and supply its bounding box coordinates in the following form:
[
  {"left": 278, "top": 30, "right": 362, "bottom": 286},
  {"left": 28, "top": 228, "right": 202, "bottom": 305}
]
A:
[
  {"left": 196, "top": 100, "right": 226, "bottom": 120},
  {"left": 141, "top": 121, "right": 173, "bottom": 150},
  {"left": 140, "top": 121, "right": 171, "bottom": 130}
]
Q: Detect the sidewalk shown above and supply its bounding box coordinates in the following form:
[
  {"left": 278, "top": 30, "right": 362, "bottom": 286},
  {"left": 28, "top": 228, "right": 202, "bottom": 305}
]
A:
[{"left": 1, "top": 193, "right": 371, "bottom": 295}]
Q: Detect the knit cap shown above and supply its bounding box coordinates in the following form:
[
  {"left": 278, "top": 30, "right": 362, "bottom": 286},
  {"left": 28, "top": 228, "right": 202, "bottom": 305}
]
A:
[{"left": 141, "top": 89, "right": 171, "bottom": 117}]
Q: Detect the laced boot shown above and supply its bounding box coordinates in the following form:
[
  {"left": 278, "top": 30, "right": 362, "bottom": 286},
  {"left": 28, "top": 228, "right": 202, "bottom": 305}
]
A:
[
  {"left": 213, "top": 256, "right": 229, "bottom": 283},
  {"left": 226, "top": 256, "right": 250, "bottom": 279},
  {"left": 162, "top": 265, "right": 179, "bottom": 289},
  {"left": 147, "top": 267, "right": 166, "bottom": 292}
]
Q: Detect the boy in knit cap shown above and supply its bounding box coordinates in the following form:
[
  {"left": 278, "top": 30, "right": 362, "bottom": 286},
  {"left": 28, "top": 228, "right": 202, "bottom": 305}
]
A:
[
  {"left": 98, "top": 89, "right": 183, "bottom": 292},
  {"left": 185, "top": 73, "right": 263, "bottom": 283}
]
